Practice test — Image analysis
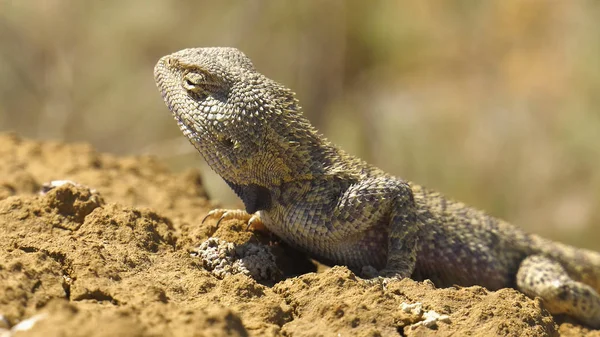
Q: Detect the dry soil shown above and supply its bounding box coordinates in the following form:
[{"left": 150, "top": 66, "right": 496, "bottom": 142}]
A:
[{"left": 0, "top": 133, "right": 597, "bottom": 337}]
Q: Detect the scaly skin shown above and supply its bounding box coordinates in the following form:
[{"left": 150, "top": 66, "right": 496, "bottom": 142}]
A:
[{"left": 154, "top": 47, "right": 600, "bottom": 328}]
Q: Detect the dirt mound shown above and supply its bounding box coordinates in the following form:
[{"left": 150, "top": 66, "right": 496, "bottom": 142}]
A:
[{"left": 0, "top": 133, "right": 595, "bottom": 336}]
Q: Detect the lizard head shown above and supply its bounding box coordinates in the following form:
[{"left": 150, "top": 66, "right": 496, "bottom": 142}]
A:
[{"left": 154, "top": 47, "right": 326, "bottom": 212}]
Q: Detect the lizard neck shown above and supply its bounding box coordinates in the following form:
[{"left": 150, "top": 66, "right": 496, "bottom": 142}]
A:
[{"left": 272, "top": 115, "right": 350, "bottom": 181}]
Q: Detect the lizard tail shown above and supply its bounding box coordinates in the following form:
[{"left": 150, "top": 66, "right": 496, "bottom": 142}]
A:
[{"left": 531, "top": 235, "right": 600, "bottom": 293}]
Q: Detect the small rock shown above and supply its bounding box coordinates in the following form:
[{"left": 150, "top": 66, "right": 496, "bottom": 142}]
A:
[
  {"left": 400, "top": 302, "right": 451, "bottom": 329},
  {"left": 193, "top": 237, "right": 280, "bottom": 281}
]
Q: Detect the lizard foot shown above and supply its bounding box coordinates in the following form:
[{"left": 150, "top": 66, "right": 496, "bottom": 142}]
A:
[
  {"left": 360, "top": 266, "right": 402, "bottom": 288},
  {"left": 202, "top": 209, "right": 264, "bottom": 230},
  {"left": 361, "top": 265, "right": 405, "bottom": 279},
  {"left": 361, "top": 265, "right": 380, "bottom": 279}
]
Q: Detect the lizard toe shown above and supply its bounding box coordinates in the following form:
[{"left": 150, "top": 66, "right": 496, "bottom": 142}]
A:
[{"left": 202, "top": 208, "right": 263, "bottom": 230}]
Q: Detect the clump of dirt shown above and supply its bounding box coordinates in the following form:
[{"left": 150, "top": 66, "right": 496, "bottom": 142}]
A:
[{"left": 0, "top": 133, "right": 595, "bottom": 336}]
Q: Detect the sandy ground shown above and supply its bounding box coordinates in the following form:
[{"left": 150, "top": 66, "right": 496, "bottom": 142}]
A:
[{"left": 0, "top": 133, "right": 597, "bottom": 337}]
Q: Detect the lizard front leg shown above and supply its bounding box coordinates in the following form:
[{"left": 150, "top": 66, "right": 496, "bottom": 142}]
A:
[
  {"left": 271, "top": 176, "right": 421, "bottom": 280},
  {"left": 343, "top": 178, "right": 421, "bottom": 280},
  {"left": 203, "top": 176, "right": 421, "bottom": 280},
  {"left": 375, "top": 188, "right": 421, "bottom": 279}
]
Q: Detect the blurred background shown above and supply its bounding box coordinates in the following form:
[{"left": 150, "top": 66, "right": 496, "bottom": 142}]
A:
[{"left": 1, "top": 1, "right": 599, "bottom": 250}]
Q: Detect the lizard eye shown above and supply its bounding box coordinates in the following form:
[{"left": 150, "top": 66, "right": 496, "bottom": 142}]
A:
[{"left": 182, "top": 72, "right": 209, "bottom": 95}]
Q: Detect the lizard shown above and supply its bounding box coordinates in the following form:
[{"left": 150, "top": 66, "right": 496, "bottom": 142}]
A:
[{"left": 153, "top": 47, "right": 600, "bottom": 328}]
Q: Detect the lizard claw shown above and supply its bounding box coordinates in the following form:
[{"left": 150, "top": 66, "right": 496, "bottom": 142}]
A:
[
  {"left": 360, "top": 266, "right": 403, "bottom": 289},
  {"left": 201, "top": 209, "right": 220, "bottom": 224},
  {"left": 246, "top": 214, "right": 263, "bottom": 231},
  {"left": 201, "top": 208, "right": 264, "bottom": 231}
]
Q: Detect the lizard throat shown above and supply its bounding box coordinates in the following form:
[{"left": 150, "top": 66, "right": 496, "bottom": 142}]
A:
[{"left": 224, "top": 180, "right": 272, "bottom": 214}]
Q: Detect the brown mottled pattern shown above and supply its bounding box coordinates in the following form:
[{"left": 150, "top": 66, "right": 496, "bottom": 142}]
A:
[{"left": 154, "top": 47, "right": 600, "bottom": 328}]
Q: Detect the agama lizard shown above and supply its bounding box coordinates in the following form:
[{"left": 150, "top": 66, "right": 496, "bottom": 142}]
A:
[{"left": 154, "top": 47, "right": 600, "bottom": 328}]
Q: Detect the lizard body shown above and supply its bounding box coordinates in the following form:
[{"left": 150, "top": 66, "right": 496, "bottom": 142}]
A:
[{"left": 154, "top": 47, "right": 600, "bottom": 328}]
